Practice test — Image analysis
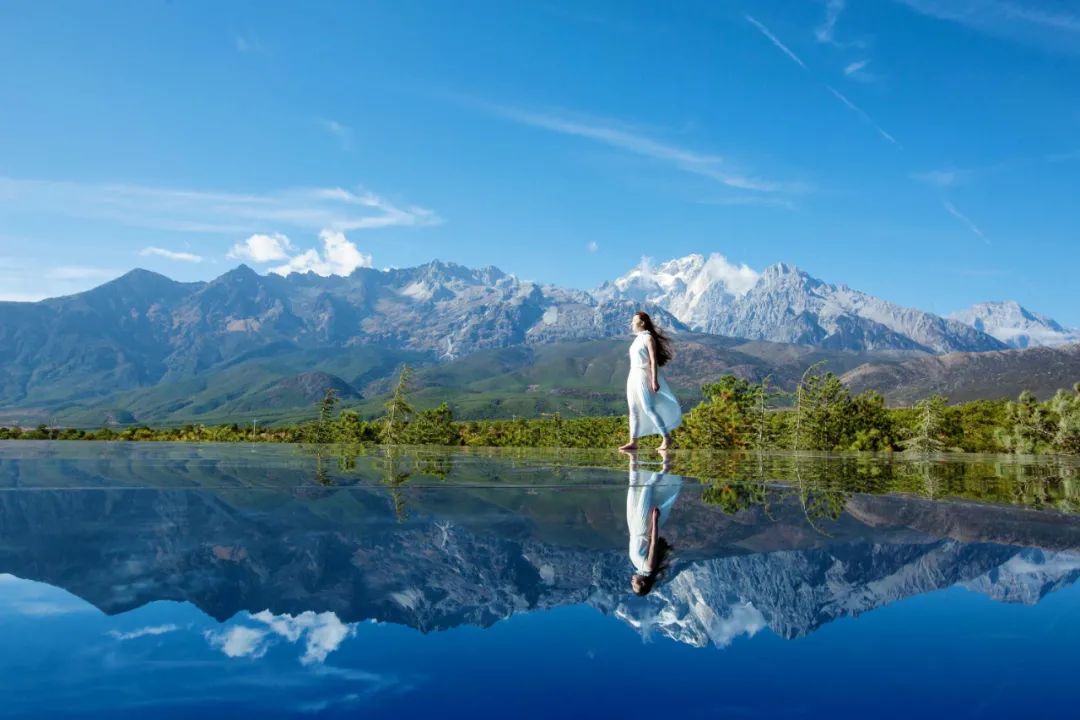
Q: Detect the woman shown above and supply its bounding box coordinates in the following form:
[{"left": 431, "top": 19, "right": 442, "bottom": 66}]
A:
[
  {"left": 619, "top": 311, "right": 682, "bottom": 452},
  {"left": 624, "top": 451, "right": 682, "bottom": 596}
]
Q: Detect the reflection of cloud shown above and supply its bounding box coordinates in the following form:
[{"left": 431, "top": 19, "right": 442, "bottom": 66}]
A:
[
  {"left": 205, "top": 626, "right": 271, "bottom": 659},
  {"left": 109, "top": 624, "right": 180, "bottom": 641},
  {"left": 206, "top": 610, "right": 356, "bottom": 665},
  {"left": 0, "top": 574, "right": 97, "bottom": 616},
  {"left": 251, "top": 610, "right": 357, "bottom": 665}
]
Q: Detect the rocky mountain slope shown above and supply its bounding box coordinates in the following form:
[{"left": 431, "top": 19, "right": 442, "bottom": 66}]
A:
[{"left": 841, "top": 343, "right": 1080, "bottom": 404}]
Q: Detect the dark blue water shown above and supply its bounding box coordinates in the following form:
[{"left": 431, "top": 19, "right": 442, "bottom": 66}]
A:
[{"left": 1, "top": 442, "right": 1079, "bottom": 719}]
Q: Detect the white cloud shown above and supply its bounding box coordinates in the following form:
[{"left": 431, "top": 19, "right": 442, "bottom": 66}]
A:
[
  {"left": 139, "top": 246, "right": 202, "bottom": 263},
  {"left": 205, "top": 625, "right": 271, "bottom": 659},
  {"left": 745, "top": 15, "right": 807, "bottom": 69},
  {"left": 700, "top": 253, "right": 761, "bottom": 296},
  {"left": 490, "top": 105, "right": 807, "bottom": 194},
  {"left": 826, "top": 86, "right": 899, "bottom": 146},
  {"left": 228, "top": 233, "right": 293, "bottom": 263},
  {"left": 0, "top": 177, "right": 440, "bottom": 235},
  {"left": 269, "top": 229, "right": 373, "bottom": 277},
  {"left": 942, "top": 200, "right": 989, "bottom": 243},
  {"left": 109, "top": 624, "right": 180, "bottom": 641},
  {"left": 587, "top": 241, "right": 599, "bottom": 253}
]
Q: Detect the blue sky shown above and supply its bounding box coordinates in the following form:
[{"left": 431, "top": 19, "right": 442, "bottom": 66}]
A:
[{"left": 1, "top": 0, "right": 1078, "bottom": 324}]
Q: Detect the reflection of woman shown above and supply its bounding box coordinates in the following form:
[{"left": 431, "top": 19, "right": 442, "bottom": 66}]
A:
[
  {"left": 624, "top": 450, "right": 682, "bottom": 596},
  {"left": 619, "top": 311, "right": 682, "bottom": 453}
]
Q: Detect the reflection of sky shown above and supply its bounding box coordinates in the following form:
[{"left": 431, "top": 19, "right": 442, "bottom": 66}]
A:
[{"left": 3, "top": 573, "right": 1080, "bottom": 718}]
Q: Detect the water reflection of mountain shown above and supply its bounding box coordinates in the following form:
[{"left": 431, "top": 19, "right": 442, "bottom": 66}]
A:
[{"left": 2, "top": 460, "right": 1079, "bottom": 648}]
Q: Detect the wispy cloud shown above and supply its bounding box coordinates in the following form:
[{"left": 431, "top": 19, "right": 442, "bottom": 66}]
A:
[
  {"left": 0, "top": 261, "right": 118, "bottom": 302},
  {"left": 942, "top": 200, "right": 989, "bottom": 243},
  {"left": 1045, "top": 149, "right": 1080, "bottom": 163},
  {"left": 234, "top": 34, "right": 266, "bottom": 54},
  {"left": 842, "top": 59, "right": 878, "bottom": 82},
  {"left": 46, "top": 266, "right": 117, "bottom": 281},
  {"left": 912, "top": 149, "right": 1078, "bottom": 186},
  {"left": 745, "top": 15, "right": 807, "bottom": 69},
  {"left": 109, "top": 624, "right": 180, "bottom": 641},
  {"left": 815, "top": 0, "right": 846, "bottom": 45},
  {"left": 0, "top": 177, "right": 440, "bottom": 235},
  {"left": 895, "top": 0, "right": 1080, "bottom": 53},
  {"left": 586, "top": 241, "right": 599, "bottom": 253},
  {"left": 701, "top": 195, "right": 797, "bottom": 210},
  {"left": 490, "top": 104, "right": 806, "bottom": 194},
  {"left": 318, "top": 119, "right": 354, "bottom": 151},
  {"left": 826, "top": 85, "right": 899, "bottom": 145},
  {"left": 910, "top": 167, "right": 967, "bottom": 187},
  {"left": 744, "top": 17, "right": 896, "bottom": 146},
  {"left": 139, "top": 246, "right": 203, "bottom": 263}
]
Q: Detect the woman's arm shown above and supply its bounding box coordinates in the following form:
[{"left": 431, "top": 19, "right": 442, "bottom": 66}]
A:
[{"left": 645, "top": 335, "right": 660, "bottom": 392}]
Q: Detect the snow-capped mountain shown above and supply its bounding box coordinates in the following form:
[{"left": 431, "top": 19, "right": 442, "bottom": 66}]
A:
[
  {"left": 597, "top": 254, "right": 1006, "bottom": 354},
  {"left": 593, "top": 253, "right": 759, "bottom": 330},
  {"left": 948, "top": 301, "right": 1080, "bottom": 349}
]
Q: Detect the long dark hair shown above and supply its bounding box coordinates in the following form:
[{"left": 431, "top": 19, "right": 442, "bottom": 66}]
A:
[
  {"left": 636, "top": 311, "right": 673, "bottom": 367},
  {"left": 633, "top": 537, "right": 673, "bottom": 596}
]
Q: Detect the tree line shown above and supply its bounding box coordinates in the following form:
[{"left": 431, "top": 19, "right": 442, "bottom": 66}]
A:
[{"left": 3, "top": 364, "right": 1079, "bottom": 455}]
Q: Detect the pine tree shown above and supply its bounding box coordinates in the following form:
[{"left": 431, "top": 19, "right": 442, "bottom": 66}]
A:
[
  {"left": 901, "top": 394, "right": 949, "bottom": 453},
  {"left": 381, "top": 365, "right": 414, "bottom": 444}
]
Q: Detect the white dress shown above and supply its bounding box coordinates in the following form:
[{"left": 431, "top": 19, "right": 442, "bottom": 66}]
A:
[
  {"left": 626, "top": 330, "right": 682, "bottom": 438},
  {"left": 626, "top": 461, "right": 683, "bottom": 575}
]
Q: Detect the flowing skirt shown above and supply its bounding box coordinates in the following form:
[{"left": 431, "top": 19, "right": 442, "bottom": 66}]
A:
[{"left": 626, "top": 367, "right": 682, "bottom": 438}]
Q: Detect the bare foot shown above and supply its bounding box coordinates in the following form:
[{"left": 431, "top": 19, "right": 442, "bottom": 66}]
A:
[
  {"left": 618, "top": 442, "right": 638, "bottom": 451},
  {"left": 657, "top": 435, "right": 673, "bottom": 452}
]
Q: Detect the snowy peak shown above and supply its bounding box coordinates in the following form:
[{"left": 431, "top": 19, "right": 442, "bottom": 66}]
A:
[
  {"left": 597, "top": 253, "right": 1007, "bottom": 354},
  {"left": 948, "top": 301, "right": 1080, "bottom": 348},
  {"left": 593, "top": 253, "right": 759, "bottom": 330}
]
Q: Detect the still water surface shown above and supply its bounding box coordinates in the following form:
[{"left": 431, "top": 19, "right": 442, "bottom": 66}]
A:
[{"left": 1, "top": 442, "right": 1079, "bottom": 718}]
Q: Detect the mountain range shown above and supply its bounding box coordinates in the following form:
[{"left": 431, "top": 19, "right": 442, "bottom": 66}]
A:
[{"left": 0, "top": 253, "right": 1076, "bottom": 425}]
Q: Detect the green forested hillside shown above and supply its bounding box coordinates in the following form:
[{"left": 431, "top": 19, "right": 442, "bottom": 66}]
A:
[{"left": 9, "top": 334, "right": 883, "bottom": 427}]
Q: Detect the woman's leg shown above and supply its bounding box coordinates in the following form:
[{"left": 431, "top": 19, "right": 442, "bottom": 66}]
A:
[
  {"left": 620, "top": 405, "right": 640, "bottom": 449},
  {"left": 620, "top": 376, "right": 640, "bottom": 450}
]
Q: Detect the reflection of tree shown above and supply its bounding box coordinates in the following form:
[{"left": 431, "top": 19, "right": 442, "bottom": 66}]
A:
[{"left": 380, "top": 446, "right": 413, "bottom": 522}]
